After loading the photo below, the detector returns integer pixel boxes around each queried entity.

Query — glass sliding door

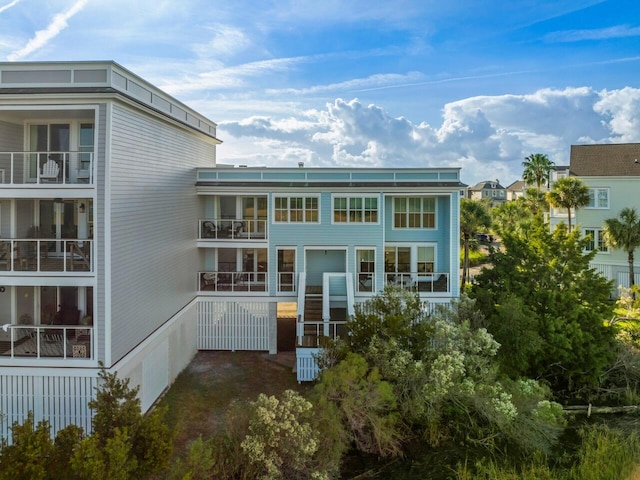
[28,124,70,182]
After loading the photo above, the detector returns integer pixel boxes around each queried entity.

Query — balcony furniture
[76,169,90,183]
[201,272,217,289]
[202,221,217,238]
[41,159,60,182]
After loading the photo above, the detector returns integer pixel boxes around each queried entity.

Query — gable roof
[506,179,525,191]
[570,143,640,176]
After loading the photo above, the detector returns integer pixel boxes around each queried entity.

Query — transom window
[584,229,609,253]
[333,196,378,223]
[586,188,609,209]
[274,196,319,223]
[393,197,436,228]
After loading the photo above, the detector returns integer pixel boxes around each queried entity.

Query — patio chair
[202,221,217,238]
[41,159,60,182]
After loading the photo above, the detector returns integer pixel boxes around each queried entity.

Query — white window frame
[586,188,609,209]
[276,247,296,293]
[355,247,376,293]
[272,195,320,223]
[384,243,437,273]
[392,197,437,229]
[584,228,609,253]
[332,194,379,224]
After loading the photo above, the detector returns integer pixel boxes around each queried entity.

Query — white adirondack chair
[40,159,60,182]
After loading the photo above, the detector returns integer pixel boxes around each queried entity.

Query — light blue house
[0,61,463,442]
[195,165,464,379]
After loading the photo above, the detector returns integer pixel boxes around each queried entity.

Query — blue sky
[1,0,639,185]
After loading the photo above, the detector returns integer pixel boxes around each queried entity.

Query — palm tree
[522,153,554,191]
[603,207,640,291]
[460,199,491,287]
[546,176,590,230]
[521,187,549,218]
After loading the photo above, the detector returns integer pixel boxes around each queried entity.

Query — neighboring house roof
[506,180,525,192]
[469,180,505,191]
[570,144,640,176]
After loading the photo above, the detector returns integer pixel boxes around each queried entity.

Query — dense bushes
[0,368,172,480]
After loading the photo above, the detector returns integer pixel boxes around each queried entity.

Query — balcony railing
[199,219,267,240]
[199,270,267,292]
[0,239,93,273]
[297,321,347,347]
[0,151,94,185]
[0,325,93,359]
[384,272,450,293]
[277,272,297,293]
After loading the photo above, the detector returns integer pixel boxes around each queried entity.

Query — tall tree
[460,199,491,287]
[471,219,615,392]
[546,176,590,230]
[522,187,549,218]
[522,153,554,191]
[603,207,640,291]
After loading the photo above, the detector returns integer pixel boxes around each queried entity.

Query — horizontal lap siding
[109,103,216,363]
[0,372,98,443]
[198,300,270,351]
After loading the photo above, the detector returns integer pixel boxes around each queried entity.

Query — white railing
[0,325,93,359]
[296,273,306,323]
[198,270,267,292]
[199,218,267,240]
[346,273,355,317]
[0,239,93,273]
[277,272,297,293]
[384,272,450,293]
[0,151,93,185]
[297,321,347,347]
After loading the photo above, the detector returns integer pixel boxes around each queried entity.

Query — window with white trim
[356,248,375,292]
[584,229,609,253]
[277,248,296,292]
[417,246,435,273]
[586,188,609,209]
[333,196,378,223]
[393,197,436,228]
[274,196,319,223]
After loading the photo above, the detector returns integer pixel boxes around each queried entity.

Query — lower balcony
[0,239,92,273]
[384,272,450,293]
[0,324,93,359]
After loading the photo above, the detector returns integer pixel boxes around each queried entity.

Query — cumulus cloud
[218,86,640,185]
[7,0,88,61]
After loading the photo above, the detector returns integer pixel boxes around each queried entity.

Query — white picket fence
[296,348,321,382]
[0,371,98,444]
[197,300,271,351]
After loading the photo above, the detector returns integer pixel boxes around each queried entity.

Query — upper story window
[274,196,319,223]
[333,196,378,223]
[393,197,436,229]
[586,188,609,209]
[584,228,609,253]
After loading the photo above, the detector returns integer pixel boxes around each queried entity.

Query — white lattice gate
[197,301,271,351]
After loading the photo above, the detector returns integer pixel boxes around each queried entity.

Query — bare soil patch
[158,350,309,456]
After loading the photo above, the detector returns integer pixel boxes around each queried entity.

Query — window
[417,246,434,273]
[584,229,609,253]
[333,196,378,223]
[586,188,609,209]
[277,248,296,292]
[385,246,411,273]
[356,249,375,292]
[393,197,435,228]
[274,196,319,223]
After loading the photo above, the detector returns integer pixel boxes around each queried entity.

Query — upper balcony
[198,218,267,242]
[0,151,93,186]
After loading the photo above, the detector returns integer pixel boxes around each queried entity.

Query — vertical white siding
[198,300,271,351]
[0,371,99,443]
